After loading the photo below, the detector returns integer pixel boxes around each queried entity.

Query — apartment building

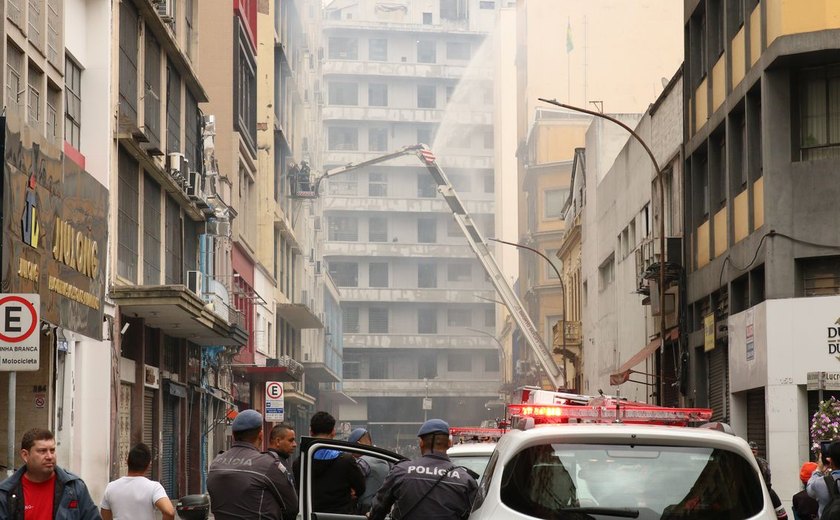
[682,0,840,503]
[321,0,501,448]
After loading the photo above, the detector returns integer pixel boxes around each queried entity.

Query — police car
[468,401,778,520]
[447,442,496,481]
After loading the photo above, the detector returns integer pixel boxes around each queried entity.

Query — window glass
[499,444,763,519]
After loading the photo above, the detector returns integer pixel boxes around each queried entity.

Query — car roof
[447,442,497,456]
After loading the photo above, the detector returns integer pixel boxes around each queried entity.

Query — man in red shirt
[0,428,100,519]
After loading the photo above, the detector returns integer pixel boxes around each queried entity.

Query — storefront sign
[828,316,840,354]
[807,371,840,391]
[704,314,715,352]
[746,309,755,361]
[1,115,108,339]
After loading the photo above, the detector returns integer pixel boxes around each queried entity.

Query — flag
[566,18,573,54]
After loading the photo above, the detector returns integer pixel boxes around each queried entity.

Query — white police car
[447,442,496,481]
[468,423,778,520]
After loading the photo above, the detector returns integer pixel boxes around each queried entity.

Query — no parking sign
[265,381,285,422]
[0,294,40,371]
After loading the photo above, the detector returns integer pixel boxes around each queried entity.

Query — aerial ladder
[291,144,565,390]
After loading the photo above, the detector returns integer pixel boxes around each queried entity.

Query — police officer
[207,409,298,520]
[368,419,477,520]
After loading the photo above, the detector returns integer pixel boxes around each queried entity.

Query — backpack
[822,475,840,520]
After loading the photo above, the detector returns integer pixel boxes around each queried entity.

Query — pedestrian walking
[808,440,840,518]
[347,428,390,514]
[792,461,818,520]
[292,411,364,514]
[750,441,788,519]
[0,428,101,519]
[268,423,297,478]
[100,443,174,520]
[368,419,478,520]
[207,409,298,520]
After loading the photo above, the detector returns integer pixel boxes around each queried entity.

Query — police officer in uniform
[368,419,477,520]
[207,409,298,520]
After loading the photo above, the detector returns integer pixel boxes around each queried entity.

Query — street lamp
[489,237,569,390]
[538,98,669,403]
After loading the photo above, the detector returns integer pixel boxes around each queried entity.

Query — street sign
[422,397,432,410]
[0,294,40,371]
[265,381,285,422]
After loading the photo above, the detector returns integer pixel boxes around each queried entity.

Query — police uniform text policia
[368,419,478,520]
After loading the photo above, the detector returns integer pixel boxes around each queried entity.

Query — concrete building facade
[682,0,840,505]
[322,0,501,449]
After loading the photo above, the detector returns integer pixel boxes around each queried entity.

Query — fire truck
[289,145,567,390]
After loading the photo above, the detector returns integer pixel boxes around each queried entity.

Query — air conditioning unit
[187,270,203,299]
[156,0,175,23]
[206,219,231,237]
[186,171,203,200]
[167,153,187,182]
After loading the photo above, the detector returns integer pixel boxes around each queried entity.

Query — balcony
[322,17,481,35]
[284,380,316,406]
[342,379,500,397]
[323,59,468,79]
[553,320,582,347]
[322,105,493,126]
[323,196,494,214]
[322,241,474,259]
[344,333,495,350]
[322,150,493,170]
[338,287,496,303]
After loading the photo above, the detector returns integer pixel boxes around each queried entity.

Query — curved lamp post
[538,98,668,402]
[489,237,569,390]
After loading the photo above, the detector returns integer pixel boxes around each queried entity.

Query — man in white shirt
[101,443,175,520]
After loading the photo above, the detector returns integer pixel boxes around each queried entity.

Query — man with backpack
[807,440,840,518]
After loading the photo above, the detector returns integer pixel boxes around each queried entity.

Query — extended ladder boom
[311,144,565,389]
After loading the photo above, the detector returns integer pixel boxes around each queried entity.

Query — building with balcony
[682,0,840,503]
[321,0,501,449]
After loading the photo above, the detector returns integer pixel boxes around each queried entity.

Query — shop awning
[609,328,679,386]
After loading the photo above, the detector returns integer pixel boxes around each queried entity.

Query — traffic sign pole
[7,371,15,477]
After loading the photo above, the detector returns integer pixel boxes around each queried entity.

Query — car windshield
[499,443,764,520]
[449,454,492,476]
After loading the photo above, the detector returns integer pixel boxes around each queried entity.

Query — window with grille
[418,354,437,378]
[446,42,470,60]
[234,20,257,153]
[28,0,44,51]
[485,351,499,371]
[343,361,361,379]
[417,128,433,147]
[369,38,387,61]
[343,307,360,333]
[418,218,437,243]
[418,263,437,288]
[440,0,467,20]
[417,41,436,63]
[799,256,840,296]
[144,36,161,148]
[27,67,41,126]
[143,176,162,284]
[46,86,59,140]
[166,63,181,154]
[328,127,358,150]
[184,0,195,60]
[119,1,139,124]
[447,219,461,238]
[418,309,437,334]
[370,357,388,379]
[369,217,387,242]
[329,82,358,105]
[545,250,561,279]
[799,65,840,160]
[447,264,471,282]
[369,307,389,333]
[328,216,358,241]
[544,189,568,219]
[329,262,358,287]
[369,263,389,288]
[368,84,388,106]
[64,56,82,150]
[118,149,140,281]
[417,85,436,108]
[164,196,182,284]
[185,92,199,168]
[447,352,471,372]
[369,129,388,152]
[329,37,358,60]
[6,44,23,108]
[417,173,437,198]
[447,309,471,327]
[485,309,495,327]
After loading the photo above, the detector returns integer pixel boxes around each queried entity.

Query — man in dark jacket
[0,428,101,520]
[207,409,298,520]
[268,422,297,476]
[292,411,364,514]
[369,419,478,520]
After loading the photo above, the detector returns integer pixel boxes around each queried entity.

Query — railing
[553,320,582,345]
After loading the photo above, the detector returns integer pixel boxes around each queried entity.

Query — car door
[298,436,407,520]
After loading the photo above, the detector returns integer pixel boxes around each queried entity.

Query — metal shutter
[708,346,730,423]
[143,390,155,479]
[162,394,178,497]
[662,344,679,407]
[746,388,767,458]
